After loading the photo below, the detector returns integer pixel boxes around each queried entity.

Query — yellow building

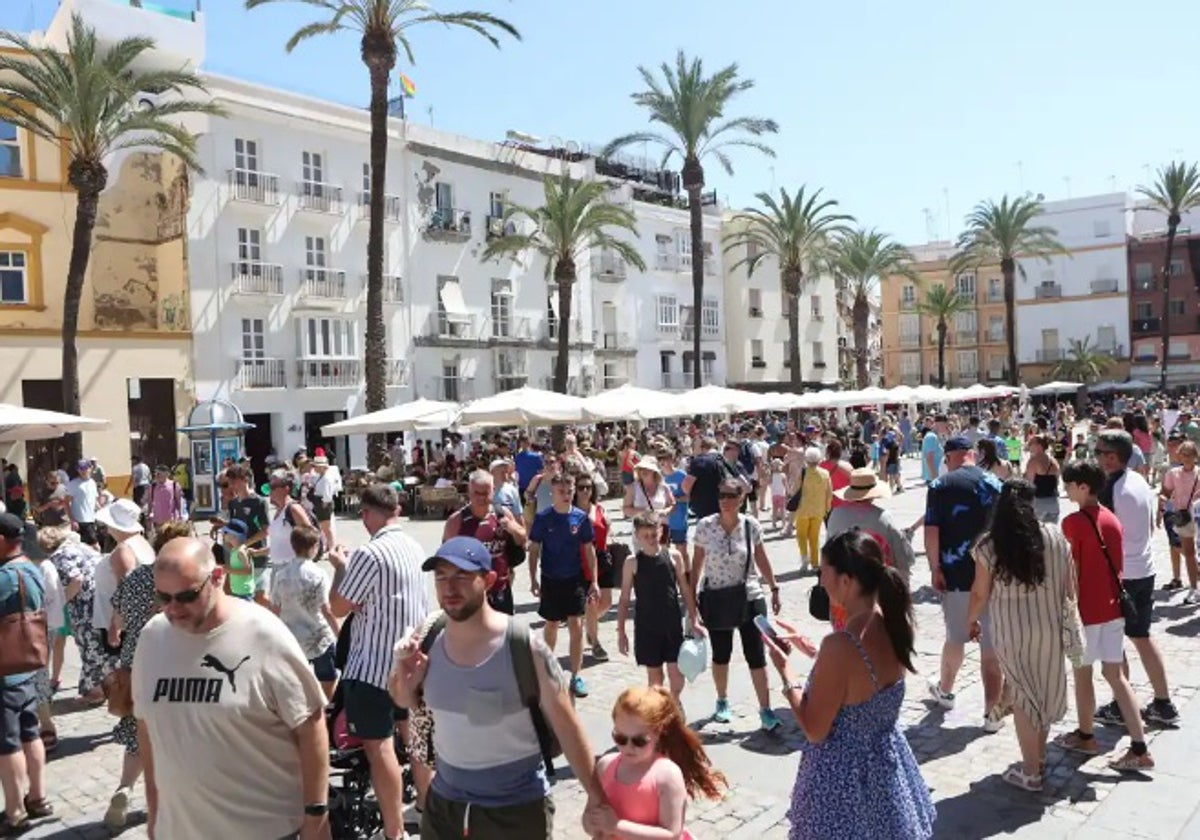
[880,242,1010,388]
[0,52,194,493]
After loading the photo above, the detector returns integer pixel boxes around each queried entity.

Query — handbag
[808,581,831,621]
[103,667,134,718]
[1164,471,1200,528]
[698,520,753,631]
[785,469,807,513]
[0,564,48,678]
[1084,507,1137,621]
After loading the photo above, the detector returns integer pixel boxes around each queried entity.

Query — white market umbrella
[912,384,951,403]
[1030,381,1083,396]
[458,387,587,427]
[1119,379,1155,391]
[0,404,111,442]
[583,385,681,422]
[670,385,772,416]
[319,398,460,436]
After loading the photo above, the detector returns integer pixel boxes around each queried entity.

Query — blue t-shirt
[492,483,521,518]
[514,450,543,496]
[530,506,593,580]
[0,560,44,686]
[923,465,1002,592]
[920,431,944,483]
[663,469,689,532]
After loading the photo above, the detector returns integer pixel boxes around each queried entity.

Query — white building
[1015,193,1130,376]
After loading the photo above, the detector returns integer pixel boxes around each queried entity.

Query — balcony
[811,312,825,322]
[542,318,586,346]
[955,373,979,386]
[385,359,411,387]
[356,192,401,222]
[235,358,286,389]
[955,330,977,344]
[358,274,404,305]
[230,261,283,296]
[228,169,280,205]
[494,353,529,389]
[656,253,681,272]
[297,182,344,214]
[602,376,629,390]
[928,332,953,345]
[657,322,680,337]
[592,252,627,282]
[1169,350,1192,361]
[899,334,920,348]
[296,359,361,388]
[417,312,482,346]
[682,324,721,342]
[1034,283,1063,300]
[899,374,922,386]
[489,316,534,345]
[595,331,636,354]
[426,207,471,241]
[299,269,347,303]
[1134,351,1158,363]
[1035,348,1065,363]
[1091,278,1119,294]
[900,298,918,311]
[1133,318,1162,334]
[1095,343,1125,358]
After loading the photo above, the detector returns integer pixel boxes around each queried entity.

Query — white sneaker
[104,787,131,831]
[927,680,955,710]
[1184,589,1200,606]
[983,707,1007,733]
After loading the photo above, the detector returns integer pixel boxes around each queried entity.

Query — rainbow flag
[399,73,417,98]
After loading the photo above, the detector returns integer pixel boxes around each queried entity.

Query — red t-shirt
[581,504,608,580]
[1061,505,1124,626]
[821,459,851,509]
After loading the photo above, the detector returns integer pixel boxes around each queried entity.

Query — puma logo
[200,654,251,692]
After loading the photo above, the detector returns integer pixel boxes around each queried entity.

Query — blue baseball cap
[944,436,972,453]
[221,519,249,541]
[423,536,493,573]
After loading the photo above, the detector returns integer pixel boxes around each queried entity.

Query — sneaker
[1108,748,1155,772]
[1057,729,1100,755]
[927,681,956,710]
[1095,700,1125,727]
[982,707,1006,734]
[104,788,130,831]
[1162,578,1184,592]
[713,698,732,724]
[570,675,588,698]
[759,708,782,732]
[590,640,610,662]
[1184,589,1200,606]
[1143,699,1181,726]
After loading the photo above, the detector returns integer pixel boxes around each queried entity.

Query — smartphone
[754,614,790,652]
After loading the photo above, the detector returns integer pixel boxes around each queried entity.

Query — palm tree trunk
[785,270,802,387]
[362,35,395,470]
[61,175,104,466]
[1002,259,1018,386]
[683,156,704,389]
[937,322,947,387]
[553,262,573,393]
[1160,219,1179,391]
[852,292,870,388]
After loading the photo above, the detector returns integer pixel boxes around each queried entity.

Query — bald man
[133,538,331,840]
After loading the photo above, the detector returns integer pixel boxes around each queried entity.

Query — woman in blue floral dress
[764,529,935,840]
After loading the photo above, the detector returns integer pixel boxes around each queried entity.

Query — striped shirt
[339,524,428,690]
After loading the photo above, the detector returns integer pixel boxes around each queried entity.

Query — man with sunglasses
[132,537,330,840]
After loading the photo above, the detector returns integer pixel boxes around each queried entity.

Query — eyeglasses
[154,577,210,606]
[576,485,593,492]
[611,731,651,748]
[718,491,741,500]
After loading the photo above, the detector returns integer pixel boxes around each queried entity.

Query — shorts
[312,498,334,523]
[1123,575,1155,639]
[310,643,337,682]
[669,527,688,546]
[621,472,635,487]
[537,577,586,622]
[0,679,39,756]
[1165,515,1182,549]
[1082,618,1126,666]
[708,597,768,669]
[342,679,401,740]
[771,496,787,517]
[633,623,684,668]
[423,790,553,840]
[488,584,515,615]
[940,591,993,651]
[886,461,900,476]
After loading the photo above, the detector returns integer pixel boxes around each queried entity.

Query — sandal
[0,816,29,836]
[1001,764,1043,792]
[21,797,51,820]
[1058,729,1099,755]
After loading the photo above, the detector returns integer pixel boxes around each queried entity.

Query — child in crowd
[769,458,788,531]
[587,686,726,839]
[617,512,704,706]
[271,524,340,699]
[221,520,257,601]
[1073,433,1090,461]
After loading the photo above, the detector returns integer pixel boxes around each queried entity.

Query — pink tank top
[601,756,694,839]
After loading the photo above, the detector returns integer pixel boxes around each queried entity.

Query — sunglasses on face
[719,491,741,500]
[154,577,210,606]
[612,731,651,748]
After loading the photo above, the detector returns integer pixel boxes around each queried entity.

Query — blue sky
[4,0,1198,243]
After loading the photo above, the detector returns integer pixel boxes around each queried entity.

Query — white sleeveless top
[268,503,296,567]
[93,536,154,631]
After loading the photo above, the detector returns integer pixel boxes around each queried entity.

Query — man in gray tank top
[389,537,607,839]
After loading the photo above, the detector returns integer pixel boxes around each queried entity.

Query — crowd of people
[0,388,1193,838]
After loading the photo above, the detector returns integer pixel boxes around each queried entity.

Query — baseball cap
[0,512,24,541]
[944,436,972,453]
[422,536,493,573]
[76,459,91,472]
[222,519,250,541]
[489,458,512,471]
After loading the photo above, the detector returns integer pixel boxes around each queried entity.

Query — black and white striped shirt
[339,524,429,690]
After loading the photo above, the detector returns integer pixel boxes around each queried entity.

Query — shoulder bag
[1164,471,1200,528]
[698,520,753,630]
[786,468,807,513]
[0,564,48,677]
[1083,509,1136,621]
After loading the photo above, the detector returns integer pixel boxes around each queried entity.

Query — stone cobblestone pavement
[24,459,1200,839]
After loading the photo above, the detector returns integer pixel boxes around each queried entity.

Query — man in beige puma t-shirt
[133,538,331,840]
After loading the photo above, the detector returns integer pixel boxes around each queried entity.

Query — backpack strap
[418,613,449,656]
[507,621,557,779]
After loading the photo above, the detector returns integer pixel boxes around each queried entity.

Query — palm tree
[481,173,646,394]
[951,195,1067,386]
[918,285,973,387]
[831,228,916,388]
[1136,161,1200,390]
[247,0,520,466]
[723,188,852,386]
[604,52,777,388]
[0,14,222,464]
[1051,337,1113,385]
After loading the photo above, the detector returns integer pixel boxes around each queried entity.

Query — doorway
[304,410,348,471]
[20,379,66,484]
[127,379,177,471]
[242,413,274,488]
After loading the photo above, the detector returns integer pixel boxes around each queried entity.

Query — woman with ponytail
[763,530,934,840]
[584,686,725,838]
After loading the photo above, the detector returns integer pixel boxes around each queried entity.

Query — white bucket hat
[95,498,144,534]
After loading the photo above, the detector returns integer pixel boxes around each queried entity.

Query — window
[954,310,976,335]
[490,279,513,337]
[489,191,505,219]
[702,298,720,335]
[236,228,261,265]
[782,340,792,366]
[810,295,822,319]
[435,182,453,210]
[1170,340,1189,358]
[234,138,259,172]
[304,236,327,272]
[660,351,672,374]
[302,151,324,185]
[300,317,356,358]
[241,318,265,361]
[1171,259,1185,277]
[899,313,920,339]
[811,342,825,365]
[361,162,370,194]
[1041,329,1059,350]
[682,352,694,376]
[1170,299,1186,317]
[442,360,460,402]
[748,288,762,317]
[1135,301,1153,319]
[987,314,1004,342]
[900,354,920,376]
[987,277,1002,300]
[954,273,976,298]
[701,354,715,377]
[0,251,28,303]
[1136,342,1156,360]
[751,339,765,364]
[956,350,978,375]
[1096,325,1116,350]
[900,285,916,307]
[1093,219,1112,238]
[1135,262,1154,284]
[0,120,21,178]
[675,229,691,257]
[656,295,678,327]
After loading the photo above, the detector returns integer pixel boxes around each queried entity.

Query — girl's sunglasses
[612,731,650,748]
